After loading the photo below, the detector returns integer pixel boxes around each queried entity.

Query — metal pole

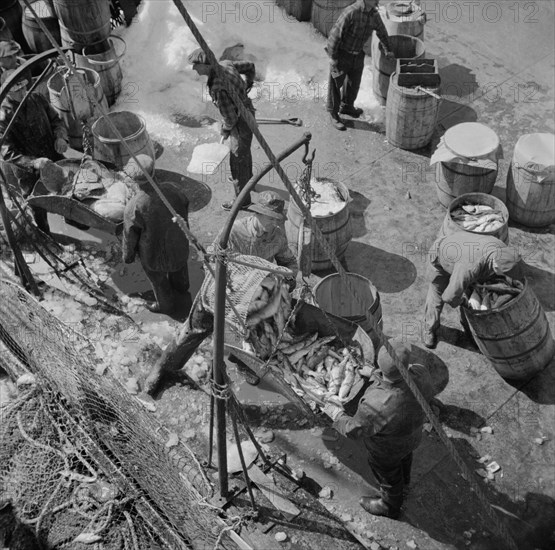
[211,132,312,498]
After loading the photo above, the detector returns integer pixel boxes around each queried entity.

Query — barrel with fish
[286,177,352,272]
[439,192,509,244]
[462,276,555,380]
[202,255,375,414]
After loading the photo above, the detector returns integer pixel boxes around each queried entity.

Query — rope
[209,379,231,402]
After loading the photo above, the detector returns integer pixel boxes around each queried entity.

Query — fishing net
[0,280,237,550]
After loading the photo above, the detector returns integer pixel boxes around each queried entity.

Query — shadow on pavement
[344,241,417,293]
[519,263,555,312]
[154,169,212,212]
[348,190,371,238]
[507,357,555,405]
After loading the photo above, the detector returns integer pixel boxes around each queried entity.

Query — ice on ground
[117,1,384,148]
[187,142,230,175]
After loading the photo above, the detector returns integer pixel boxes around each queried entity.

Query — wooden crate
[397,58,440,87]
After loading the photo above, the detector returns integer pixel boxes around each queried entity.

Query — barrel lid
[387,2,415,16]
[513,133,555,170]
[444,122,500,159]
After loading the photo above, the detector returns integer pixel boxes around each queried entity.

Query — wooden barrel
[277,0,312,22]
[77,36,125,107]
[53,0,111,51]
[383,2,425,40]
[21,0,61,54]
[385,71,440,150]
[0,0,27,50]
[439,192,509,244]
[47,67,107,151]
[311,0,355,37]
[506,133,555,228]
[91,111,155,170]
[313,273,383,353]
[371,34,425,105]
[285,180,352,272]
[462,279,555,380]
[435,161,498,208]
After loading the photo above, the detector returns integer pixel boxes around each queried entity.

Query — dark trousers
[143,265,190,312]
[368,452,413,510]
[423,258,450,334]
[327,51,365,116]
[229,116,253,205]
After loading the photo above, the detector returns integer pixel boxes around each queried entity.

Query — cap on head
[248,191,285,221]
[491,246,521,274]
[123,154,155,183]
[188,48,209,65]
[0,40,21,58]
[0,69,28,94]
[377,338,411,383]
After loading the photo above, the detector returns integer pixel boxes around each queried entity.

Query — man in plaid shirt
[189,48,256,210]
[326,0,393,131]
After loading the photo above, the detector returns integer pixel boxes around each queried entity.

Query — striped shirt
[207,60,255,131]
[327,0,391,59]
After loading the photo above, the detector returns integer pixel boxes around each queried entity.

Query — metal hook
[302,143,316,165]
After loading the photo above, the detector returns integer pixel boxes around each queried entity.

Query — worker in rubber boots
[323,338,434,519]
[422,232,521,349]
[122,155,190,314]
[0,69,68,234]
[221,191,298,286]
[326,0,394,131]
[188,48,255,211]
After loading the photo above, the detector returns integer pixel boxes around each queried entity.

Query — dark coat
[122,181,190,272]
[334,365,434,461]
[0,94,68,170]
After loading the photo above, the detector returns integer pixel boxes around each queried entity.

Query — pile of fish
[295,178,347,217]
[467,275,523,311]
[451,203,505,233]
[244,276,369,408]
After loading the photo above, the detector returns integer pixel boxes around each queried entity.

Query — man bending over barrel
[422,231,521,349]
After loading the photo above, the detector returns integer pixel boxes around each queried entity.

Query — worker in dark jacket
[122,155,190,314]
[188,48,255,210]
[0,69,68,233]
[326,0,393,131]
[423,232,521,349]
[323,338,434,518]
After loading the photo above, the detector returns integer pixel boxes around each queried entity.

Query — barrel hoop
[442,163,497,177]
[82,35,126,64]
[480,323,552,362]
[313,217,350,236]
[470,302,543,342]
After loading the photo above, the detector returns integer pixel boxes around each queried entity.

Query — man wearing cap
[224,191,298,279]
[188,48,256,210]
[326,0,394,131]
[122,155,191,314]
[0,67,68,233]
[0,40,21,74]
[422,232,521,349]
[323,338,434,519]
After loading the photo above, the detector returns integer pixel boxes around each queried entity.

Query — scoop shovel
[256,117,303,126]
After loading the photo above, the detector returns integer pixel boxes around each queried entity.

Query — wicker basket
[199,254,293,333]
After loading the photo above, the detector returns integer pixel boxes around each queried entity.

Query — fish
[338,360,356,400]
[328,357,349,395]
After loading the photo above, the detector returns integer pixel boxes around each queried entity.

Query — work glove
[54,138,68,154]
[32,157,51,170]
[322,402,344,422]
[220,127,231,140]
[384,49,395,60]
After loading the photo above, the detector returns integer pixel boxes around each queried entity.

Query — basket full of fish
[241,274,375,411]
